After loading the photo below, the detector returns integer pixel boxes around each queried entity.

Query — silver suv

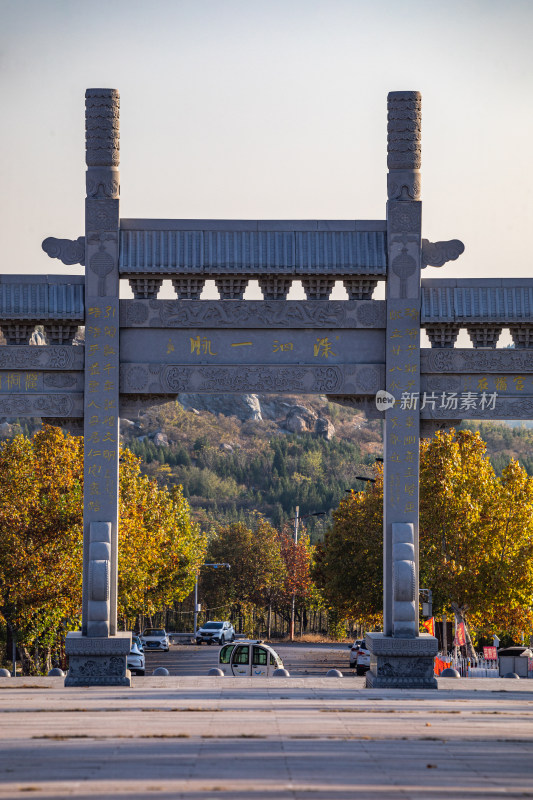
[196,620,235,645]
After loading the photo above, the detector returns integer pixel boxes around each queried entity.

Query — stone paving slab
[1,678,533,799]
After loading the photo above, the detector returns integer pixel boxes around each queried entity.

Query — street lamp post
[193,562,230,639]
[290,505,300,642]
[289,508,326,641]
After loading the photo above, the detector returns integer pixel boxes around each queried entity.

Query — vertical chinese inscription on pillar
[83,89,120,636]
[383,90,422,637]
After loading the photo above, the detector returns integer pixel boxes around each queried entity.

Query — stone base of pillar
[64,631,132,687]
[365,632,438,689]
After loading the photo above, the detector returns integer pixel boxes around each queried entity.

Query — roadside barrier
[435,653,499,678]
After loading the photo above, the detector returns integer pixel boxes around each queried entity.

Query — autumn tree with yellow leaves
[419,429,533,642]
[200,517,319,638]
[317,429,533,643]
[0,426,206,673]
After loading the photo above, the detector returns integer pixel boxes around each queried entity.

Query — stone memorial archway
[2,88,526,687]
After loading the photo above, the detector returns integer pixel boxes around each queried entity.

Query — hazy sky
[1,0,532,292]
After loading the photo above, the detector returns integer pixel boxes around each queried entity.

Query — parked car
[356,644,371,676]
[141,628,170,651]
[131,634,144,652]
[217,640,284,676]
[196,621,235,645]
[127,642,145,675]
[349,639,365,669]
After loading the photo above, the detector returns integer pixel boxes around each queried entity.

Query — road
[2,677,533,799]
[144,640,356,677]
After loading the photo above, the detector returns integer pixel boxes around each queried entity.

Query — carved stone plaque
[120,299,387,329]
[119,363,385,396]
[0,346,84,371]
[119,328,385,367]
[0,393,83,417]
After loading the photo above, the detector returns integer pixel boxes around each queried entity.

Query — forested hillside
[3,398,533,538]
[119,397,533,536]
[122,396,382,537]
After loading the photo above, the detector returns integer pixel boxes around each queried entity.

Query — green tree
[314,473,383,628]
[201,518,286,636]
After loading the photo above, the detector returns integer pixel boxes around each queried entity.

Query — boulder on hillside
[285,414,310,434]
[0,422,13,438]
[153,431,169,447]
[120,418,136,429]
[284,404,317,434]
[178,393,262,421]
[254,396,293,421]
[315,417,335,440]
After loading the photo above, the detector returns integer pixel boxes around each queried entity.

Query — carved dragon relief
[421,239,465,268]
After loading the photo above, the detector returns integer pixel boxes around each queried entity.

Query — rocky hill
[117,393,381,536]
[2,388,533,537]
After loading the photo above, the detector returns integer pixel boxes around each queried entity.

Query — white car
[196,621,235,645]
[349,639,365,669]
[127,642,145,676]
[141,628,170,652]
[217,640,284,677]
[356,644,371,676]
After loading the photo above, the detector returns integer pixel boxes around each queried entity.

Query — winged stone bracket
[421,239,464,269]
[392,522,417,638]
[42,236,85,266]
[87,521,111,637]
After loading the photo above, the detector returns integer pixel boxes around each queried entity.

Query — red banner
[483,646,497,660]
[455,622,466,647]
[422,617,435,636]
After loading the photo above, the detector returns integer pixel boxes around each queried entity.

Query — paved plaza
[0,677,532,799]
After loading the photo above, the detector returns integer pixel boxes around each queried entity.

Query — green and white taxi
[218,640,284,677]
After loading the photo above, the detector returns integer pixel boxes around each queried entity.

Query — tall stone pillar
[366,91,437,688]
[65,89,130,686]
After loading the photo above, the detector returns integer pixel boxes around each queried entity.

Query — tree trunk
[267,602,272,639]
[18,644,35,676]
[5,624,13,666]
[35,639,40,675]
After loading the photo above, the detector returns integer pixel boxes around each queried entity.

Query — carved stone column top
[387,90,421,172]
[85,88,120,167]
